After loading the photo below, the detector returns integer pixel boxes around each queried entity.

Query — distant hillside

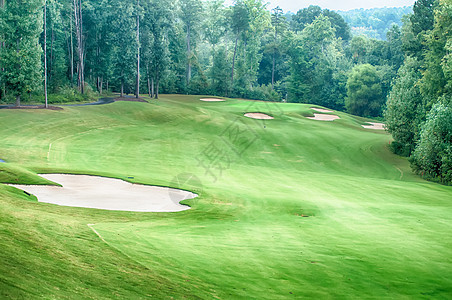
[338,6,413,40]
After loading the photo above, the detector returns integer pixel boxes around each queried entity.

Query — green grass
[0,94,451,299]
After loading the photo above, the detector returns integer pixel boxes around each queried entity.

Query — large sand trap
[9,174,196,212]
[362,122,385,130]
[200,98,225,102]
[307,113,340,121]
[244,113,274,120]
[311,107,333,113]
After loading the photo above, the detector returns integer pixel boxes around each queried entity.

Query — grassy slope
[0,95,451,299]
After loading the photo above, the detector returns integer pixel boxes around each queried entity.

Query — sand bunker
[9,174,196,212]
[244,113,274,120]
[311,107,333,113]
[307,113,340,121]
[362,122,385,130]
[200,98,225,102]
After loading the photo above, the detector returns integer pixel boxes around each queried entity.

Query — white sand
[307,113,340,121]
[9,174,196,212]
[200,98,225,102]
[362,122,385,130]
[244,113,274,120]
[311,107,333,113]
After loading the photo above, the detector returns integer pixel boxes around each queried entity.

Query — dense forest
[0,0,450,184]
[338,6,413,40]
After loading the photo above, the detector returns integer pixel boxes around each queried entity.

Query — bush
[231,84,281,102]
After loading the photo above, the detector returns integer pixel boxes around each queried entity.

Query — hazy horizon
[223,0,416,12]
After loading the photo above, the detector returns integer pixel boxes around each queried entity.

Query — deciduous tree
[345,64,383,117]
[0,0,43,106]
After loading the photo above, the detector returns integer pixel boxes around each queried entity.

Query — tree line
[1,0,403,108]
[0,0,450,184]
[385,0,451,185]
[337,6,413,40]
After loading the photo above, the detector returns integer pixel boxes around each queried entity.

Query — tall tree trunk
[271,49,275,89]
[74,0,84,93]
[151,77,154,98]
[121,80,124,98]
[50,26,54,83]
[100,77,103,95]
[155,78,159,99]
[147,76,151,97]
[15,38,20,106]
[154,72,159,99]
[186,24,191,85]
[0,0,5,100]
[70,14,74,86]
[272,23,278,90]
[136,0,140,98]
[79,0,84,92]
[44,0,48,108]
[231,35,238,86]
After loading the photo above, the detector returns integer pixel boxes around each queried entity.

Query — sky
[223,0,416,12]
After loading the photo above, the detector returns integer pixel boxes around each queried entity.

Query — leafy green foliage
[0,0,43,105]
[210,46,230,95]
[345,64,383,117]
[420,0,452,105]
[290,5,351,41]
[384,0,452,184]
[411,98,452,184]
[385,57,425,156]
[338,6,413,40]
[286,15,347,109]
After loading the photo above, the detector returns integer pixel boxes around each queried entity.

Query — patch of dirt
[200,98,225,102]
[311,107,333,113]
[244,112,274,120]
[306,113,340,121]
[362,122,385,130]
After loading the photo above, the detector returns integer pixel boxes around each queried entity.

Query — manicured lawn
[1,95,451,298]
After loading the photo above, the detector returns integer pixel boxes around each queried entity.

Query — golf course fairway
[0,95,451,299]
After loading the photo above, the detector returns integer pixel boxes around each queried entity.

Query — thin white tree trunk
[136,0,140,98]
[231,36,238,86]
[44,0,48,108]
[187,24,191,85]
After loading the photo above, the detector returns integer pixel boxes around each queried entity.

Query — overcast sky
[223,0,416,12]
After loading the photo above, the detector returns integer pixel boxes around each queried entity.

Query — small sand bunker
[362,122,385,130]
[9,174,196,212]
[244,113,274,120]
[200,98,225,102]
[311,107,333,113]
[307,113,340,121]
